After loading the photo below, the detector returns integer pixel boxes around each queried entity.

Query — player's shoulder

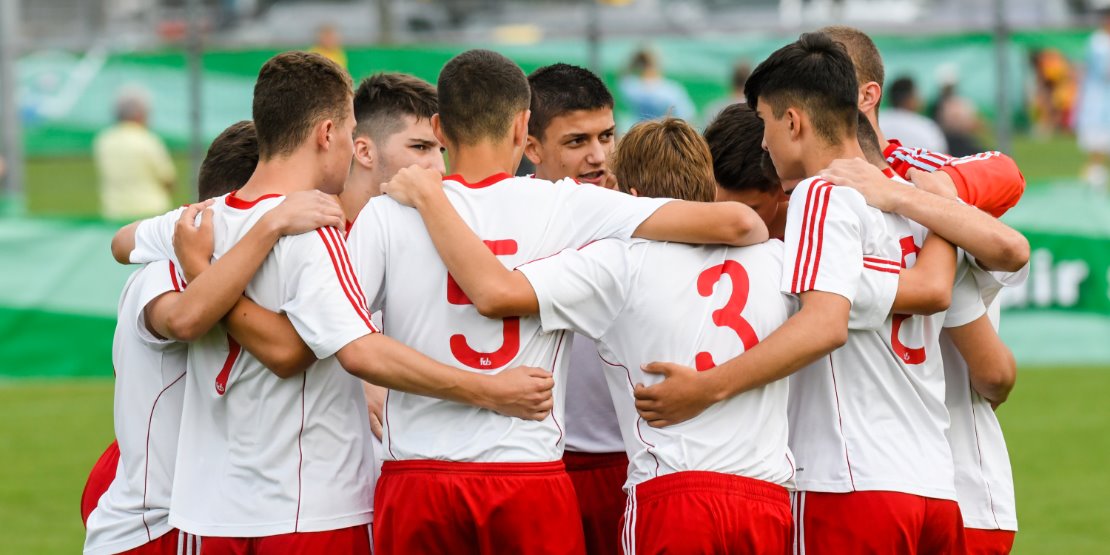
[792,176,865,206]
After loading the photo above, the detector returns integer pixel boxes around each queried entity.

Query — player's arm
[890,232,956,315]
[337,333,554,421]
[946,314,1017,408]
[363,382,387,440]
[222,298,317,378]
[821,158,1029,272]
[111,220,142,264]
[111,202,208,265]
[630,197,769,247]
[635,290,848,427]
[937,152,1025,218]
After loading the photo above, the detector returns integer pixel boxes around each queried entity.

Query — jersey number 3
[892,236,926,364]
[447,239,520,370]
[694,260,759,371]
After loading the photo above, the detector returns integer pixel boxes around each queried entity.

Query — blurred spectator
[93,87,176,220]
[1076,9,1110,192]
[619,48,695,123]
[1028,48,1077,137]
[879,75,948,154]
[938,96,986,157]
[702,61,751,126]
[310,24,348,71]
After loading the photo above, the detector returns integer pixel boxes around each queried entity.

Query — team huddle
[79,25,1031,555]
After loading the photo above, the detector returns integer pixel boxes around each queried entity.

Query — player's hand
[264,190,345,236]
[819,158,899,211]
[362,382,387,440]
[484,366,555,421]
[173,200,216,282]
[634,362,715,427]
[907,167,959,199]
[381,165,444,209]
[601,170,620,191]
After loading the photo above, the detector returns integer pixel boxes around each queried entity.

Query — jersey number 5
[447,239,521,370]
[694,260,759,371]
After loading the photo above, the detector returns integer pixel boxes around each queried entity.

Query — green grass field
[1,368,1107,554]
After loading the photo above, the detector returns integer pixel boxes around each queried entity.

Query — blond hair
[612,118,716,203]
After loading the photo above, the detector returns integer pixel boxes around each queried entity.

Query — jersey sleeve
[939,152,1025,218]
[344,199,389,312]
[558,179,671,243]
[133,261,187,350]
[944,265,988,329]
[849,262,900,331]
[130,207,185,264]
[279,226,377,359]
[516,239,632,340]
[781,178,868,303]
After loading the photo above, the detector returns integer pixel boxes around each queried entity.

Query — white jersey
[563,336,625,454]
[518,238,798,489]
[942,261,1028,530]
[84,262,187,555]
[129,192,378,537]
[346,173,669,463]
[785,177,986,501]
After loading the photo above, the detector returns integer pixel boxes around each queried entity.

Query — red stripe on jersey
[863,257,900,267]
[225,190,283,210]
[863,264,901,275]
[791,181,822,293]
[882,167,897,178]
[214,336,242,396]
[316,228,376,332]
[444,172,512,189]
[168,261,183,292]
[807,184,834,291]
[325,226,375,328]
[142,371,186,541]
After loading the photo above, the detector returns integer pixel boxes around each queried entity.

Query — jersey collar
[443,172,513,189]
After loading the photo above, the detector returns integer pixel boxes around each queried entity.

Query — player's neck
[802,139,867,177]
[339,167,378,222]
[867,110,891,151]
[239,158,320,199]
[446,141,519,183]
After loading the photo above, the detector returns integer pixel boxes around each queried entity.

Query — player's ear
[513,110,531,149]
[524,135,543,166]
[430,114,450,150]
[784,108,802,141]
[353,136,374,170]
[629,187,639,197]
[317,119,334,150]
[859,81,882,116]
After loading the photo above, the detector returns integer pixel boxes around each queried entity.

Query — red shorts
[621,471,792,555]
[81,440,120,526]
[118,529,199,555]
[793,490,965,554]
[564,451,628,555]
[374,459,585,555]
[198,524,371,555]
[964,528,1015,555]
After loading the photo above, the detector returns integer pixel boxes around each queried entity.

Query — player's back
[348,173,667,463]
[601,239,797,489]
[85,262,186,555]
[169,192,375,536]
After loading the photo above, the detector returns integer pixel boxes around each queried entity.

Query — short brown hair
[704,104,778,194]
[354,73,438,142]
[820,26,885,89]
[527,63,614,139]
[612,118,716,203]
[252,51,353,161]
[437,49,530,146]
[199,120,258,200]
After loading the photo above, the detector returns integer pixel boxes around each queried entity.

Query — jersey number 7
[446,239,521,370]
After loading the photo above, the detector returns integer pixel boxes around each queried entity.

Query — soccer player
[83,120,345,555]
[524,63,627,555]
[113,51,555,553]
[339,72,444,231]
[383,118,805,553]
[822,27,1029,551]
[345,49,768,554]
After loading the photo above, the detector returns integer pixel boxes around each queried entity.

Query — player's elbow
[264,348,315,379]
[920,282,952,314]
[338,335,390,386]
[163,311,207,342]
[994,233,1030,273]
[723,206,769,247]
[471,283,525,319]
[111,234,132,264]
[977,349,1017,405]
[822,325,849,352]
